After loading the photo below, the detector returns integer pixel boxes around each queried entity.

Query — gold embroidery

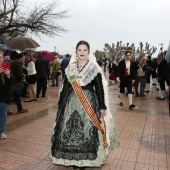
[71,81,108,148]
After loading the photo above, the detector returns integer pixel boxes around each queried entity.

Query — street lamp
[54,46,56,52]
[158,43,164,53]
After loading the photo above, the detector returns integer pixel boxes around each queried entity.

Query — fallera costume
[49,53,119,168]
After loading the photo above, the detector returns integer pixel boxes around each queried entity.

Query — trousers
[0,102,8,134]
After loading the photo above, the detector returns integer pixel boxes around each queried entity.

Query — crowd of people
[107,51,170,110]
[0,41,170,170]
[0,50,71,140]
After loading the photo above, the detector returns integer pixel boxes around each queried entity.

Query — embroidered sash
[71,81,108,148]
[68,63,108,148]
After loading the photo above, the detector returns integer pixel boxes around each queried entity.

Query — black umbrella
[0,44,12,51]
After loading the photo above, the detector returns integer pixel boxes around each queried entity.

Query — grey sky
[31,0,170,56]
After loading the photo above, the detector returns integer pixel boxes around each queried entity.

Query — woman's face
[26,55,31,62]
[76,44,89,62]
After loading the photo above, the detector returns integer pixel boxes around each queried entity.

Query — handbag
[137,66,145,77]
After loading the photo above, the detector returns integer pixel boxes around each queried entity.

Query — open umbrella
[0,44,12,51]
[34,51,56,62]
[6,37,40,50]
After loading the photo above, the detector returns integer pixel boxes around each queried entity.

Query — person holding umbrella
[10,53,28,113]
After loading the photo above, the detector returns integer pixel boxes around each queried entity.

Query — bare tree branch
[0,0,69,43]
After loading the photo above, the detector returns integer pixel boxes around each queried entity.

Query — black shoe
[119,102,123,106]
[156,96,160,99]
[7,111,13,116]
[144,90,149,92]
[24,100,32,102]
[31,99,37,101]
[129,104,135,110]
[18,109,28,114]
[157,97,165,100]
[22,95,28,98]
[36,95,39,98]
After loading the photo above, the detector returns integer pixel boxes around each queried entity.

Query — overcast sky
[30,0,170,57]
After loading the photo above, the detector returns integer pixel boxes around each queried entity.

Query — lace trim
[65,62,101,86]
[82,63,99,85]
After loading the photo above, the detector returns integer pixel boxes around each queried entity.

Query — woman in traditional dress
[49,40,119,170]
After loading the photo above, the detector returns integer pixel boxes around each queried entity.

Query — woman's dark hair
[147,55,151,59]
[76,40,90,51]
[17,53,24,59]
[37,52,43,57]
[10,51,18,60]
[125,51,131,56]
[65,54,70,58]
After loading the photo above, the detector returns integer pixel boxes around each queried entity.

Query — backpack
[137,65,145,77]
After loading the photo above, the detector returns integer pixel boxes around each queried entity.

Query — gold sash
[71,81,108,148]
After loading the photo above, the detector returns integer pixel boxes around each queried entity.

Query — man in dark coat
[157,53,167,100]
[165,62,170,85]
[145,55,154,92]
[10,53,28,113]
[35,52,49,98]
[61,54,70,79]
[117,51,136,110]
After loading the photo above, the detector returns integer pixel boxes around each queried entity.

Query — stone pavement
[0,75,170,170]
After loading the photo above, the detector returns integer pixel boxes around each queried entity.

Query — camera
[1,62,10,70]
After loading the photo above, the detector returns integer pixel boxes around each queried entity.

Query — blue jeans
[0,102,8,134]
[140,78,147,97]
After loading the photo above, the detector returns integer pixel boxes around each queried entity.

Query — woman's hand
[3,69,10,78]
[0,67,4,74]
[22,65,26,69]
[100,109,106,117]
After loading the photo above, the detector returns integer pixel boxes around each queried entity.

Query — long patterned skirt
[49,89,119,167]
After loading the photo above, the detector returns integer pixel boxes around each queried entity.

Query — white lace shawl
[65,62,100,86]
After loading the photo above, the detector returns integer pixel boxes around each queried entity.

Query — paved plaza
[0,75,170,170]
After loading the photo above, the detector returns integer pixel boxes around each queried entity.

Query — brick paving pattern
[0,76,169,170]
